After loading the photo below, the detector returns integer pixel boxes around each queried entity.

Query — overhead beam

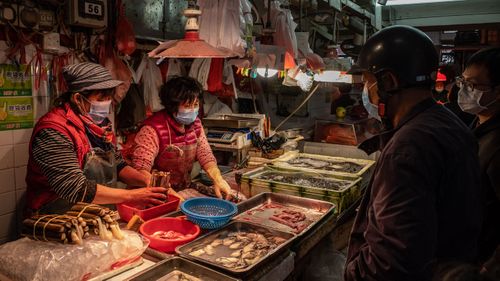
[382,0,500,27]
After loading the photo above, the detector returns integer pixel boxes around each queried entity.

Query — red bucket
[140,217,200,253]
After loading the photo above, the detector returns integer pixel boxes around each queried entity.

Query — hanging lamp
[149,4,235,59]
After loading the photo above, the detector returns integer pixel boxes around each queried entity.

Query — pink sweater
[132,125,216,172]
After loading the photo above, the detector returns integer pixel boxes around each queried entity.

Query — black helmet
[350,25,438,89]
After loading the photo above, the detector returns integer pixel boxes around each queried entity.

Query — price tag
[84,2,103,16]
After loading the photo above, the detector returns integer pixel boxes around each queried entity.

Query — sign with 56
[84,2,103,16]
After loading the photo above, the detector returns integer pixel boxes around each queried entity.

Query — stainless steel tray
[126,257,239,281]
[233,193,335,236]
[202,115,260,129]
[176,221,295,275]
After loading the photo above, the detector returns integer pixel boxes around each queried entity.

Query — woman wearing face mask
[457,47,500,263]
[25,62,167,216]
[131,76,231,199]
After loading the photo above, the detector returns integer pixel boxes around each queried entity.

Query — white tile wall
[0,118,43,243]
[12,128,33,144]
[0,131,13,146]
[0,168,15,194]
[0,191,16,215]
[0,145,15,170]
[14,143,30,167]
[0,212,16,239]
[15,166,27,190]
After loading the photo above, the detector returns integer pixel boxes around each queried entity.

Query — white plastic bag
[136,56,163,112]
[0,230,148,281]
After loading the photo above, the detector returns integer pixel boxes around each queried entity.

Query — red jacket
[26,104,91,212]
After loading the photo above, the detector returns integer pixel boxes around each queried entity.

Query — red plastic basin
[117,195,180,222]
[140,217,200,253]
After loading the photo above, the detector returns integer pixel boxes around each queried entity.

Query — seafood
[210,239,222,247]
[186,229,288,270]
[152,230,189,240]
[229,242,243,249]
[287,157,364,173]
[204,245,215,255]
[257,172,352,191]
[222,237,236,246]
[189,249,205,257]
[161,270,200,281]
[230,250,242,257]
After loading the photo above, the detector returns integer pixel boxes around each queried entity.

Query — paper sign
[0,64,32,96]
[0,96,34,130]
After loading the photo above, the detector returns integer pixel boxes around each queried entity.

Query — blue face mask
[362,84,381,122]
[81,96,111,125]
[175,107,199,125]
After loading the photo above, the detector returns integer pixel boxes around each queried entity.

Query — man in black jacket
[344,26,482,281]
[456,47,500,263]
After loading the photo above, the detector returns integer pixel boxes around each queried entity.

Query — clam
[210,239,222,247]
[223,237,236,246]
[189,249,205,257]
[204,245,215,255]
[230,250,242,257]
[229,242,243,249]
[243,242,256,253]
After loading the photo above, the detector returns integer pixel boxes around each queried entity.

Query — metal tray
[233,193,335,236]
[271,152,375,179]
[176,221,295,276]
[202,115,260,129]
[125,257,239,281]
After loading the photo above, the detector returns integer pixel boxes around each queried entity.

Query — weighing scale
[203,114,265,163]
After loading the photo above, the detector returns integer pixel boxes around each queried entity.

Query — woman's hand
[213,179,232,200]
[126,187,168,206]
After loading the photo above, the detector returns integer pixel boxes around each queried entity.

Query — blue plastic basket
[180,198,238,229]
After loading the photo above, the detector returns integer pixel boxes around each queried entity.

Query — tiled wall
[0,129,32,243]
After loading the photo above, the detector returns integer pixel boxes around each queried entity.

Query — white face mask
[362,83,381,121]
[457,88,496,115]
[88,100,112,124]
[81,95,112,124]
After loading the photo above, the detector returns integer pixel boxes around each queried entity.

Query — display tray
[202,115,260,129]
[240,167,362,213]
[271,152,375,179]
[242,166,361,194]
[234,193,335,236]
[126,257,239,281]
[176,221,294,275]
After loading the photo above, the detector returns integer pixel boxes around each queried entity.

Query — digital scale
[203,114,266,163]
[206,128,251,145]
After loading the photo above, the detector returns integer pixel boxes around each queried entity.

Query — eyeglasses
[455,76,495,92]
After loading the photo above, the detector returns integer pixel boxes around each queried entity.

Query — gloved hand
[205,163,231,200]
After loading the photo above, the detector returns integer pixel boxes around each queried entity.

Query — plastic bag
[0,230,148,281]
[117,83,146,131]
[115,0,136,55]
[136,56,163,112]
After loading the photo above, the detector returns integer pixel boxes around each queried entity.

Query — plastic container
[117,194,180,222]
[140,217,200,253]
[180,198,237,229]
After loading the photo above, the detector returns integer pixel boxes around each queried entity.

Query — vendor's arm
[131,125,159,174]
[345,145,438,281]
[197,128,231,199]
[32,129,166,206]
[114,146,150,186]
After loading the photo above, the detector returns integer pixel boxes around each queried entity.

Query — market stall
[1,0,499,280]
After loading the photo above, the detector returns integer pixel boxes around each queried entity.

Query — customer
[345,25,482,281]
[25,62,167,216]
[131,76,231,199]
[457,47,500,262]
